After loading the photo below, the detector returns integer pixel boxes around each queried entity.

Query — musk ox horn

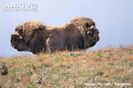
[89,25,96,30]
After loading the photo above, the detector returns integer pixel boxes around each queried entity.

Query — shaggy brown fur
[70,17,100,48]
[11,21,84,54]
[11,21,47,53]
[46,24,84,52]
[11,17,100,54]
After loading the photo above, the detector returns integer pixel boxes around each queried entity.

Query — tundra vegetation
[0,46,133,88]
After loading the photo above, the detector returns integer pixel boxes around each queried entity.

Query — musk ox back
[46,24,84,52]
[11,17,100,54]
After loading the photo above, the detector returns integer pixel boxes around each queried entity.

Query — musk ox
[70,17,99,48]
[11,21,84,54]
[11,17,100,54]
[11,21,47,53]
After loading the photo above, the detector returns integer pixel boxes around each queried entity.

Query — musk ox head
[70,17,100,48]
[11,21,46,53]
[11,31,29,51]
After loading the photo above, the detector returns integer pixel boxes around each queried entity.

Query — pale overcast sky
[0,0,133,57]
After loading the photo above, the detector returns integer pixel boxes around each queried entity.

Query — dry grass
[0,46,133,88]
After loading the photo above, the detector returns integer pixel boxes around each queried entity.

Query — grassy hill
[0,46,133,88]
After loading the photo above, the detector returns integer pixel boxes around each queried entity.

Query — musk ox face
[70,17,100,48]
[11,32,29,51]
[84,25,99,48]
[11,21,46,53]
[11,24,31,52]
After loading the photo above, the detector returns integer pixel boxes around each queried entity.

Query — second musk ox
[70,17,99,48]
[11,17,100,54]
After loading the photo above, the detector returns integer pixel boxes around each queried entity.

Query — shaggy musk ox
[70,17,99,48]
[11,17,100,54]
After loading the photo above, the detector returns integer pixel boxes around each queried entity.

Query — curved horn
[90,25,96,29]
